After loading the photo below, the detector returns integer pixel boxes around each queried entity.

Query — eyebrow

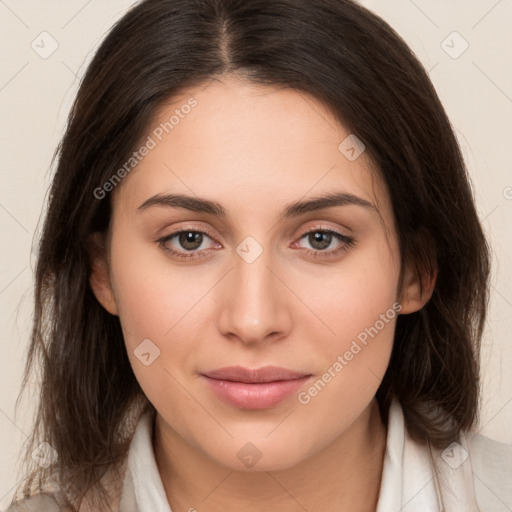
[137,191,375,218]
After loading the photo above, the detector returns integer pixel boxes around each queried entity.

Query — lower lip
[202,375,312,409]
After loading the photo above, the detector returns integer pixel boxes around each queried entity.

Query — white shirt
[119,399,512,511]
[7,399,512,511]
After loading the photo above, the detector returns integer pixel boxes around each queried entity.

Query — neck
[154,399,387,512]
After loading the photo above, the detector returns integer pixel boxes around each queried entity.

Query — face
[91,74,424,472]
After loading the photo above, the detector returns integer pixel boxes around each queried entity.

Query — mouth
[201,366,313,409]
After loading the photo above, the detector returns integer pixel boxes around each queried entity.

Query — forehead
[112,75,391,222]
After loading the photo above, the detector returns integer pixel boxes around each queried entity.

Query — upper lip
[202,366,311,383]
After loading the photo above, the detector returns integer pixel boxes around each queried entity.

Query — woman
[8,0,512,510]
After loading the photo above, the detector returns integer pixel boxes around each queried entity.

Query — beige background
[0,0,511,508]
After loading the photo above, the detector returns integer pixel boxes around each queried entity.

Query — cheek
[107,227,224,408]
[295,234,400,408]
[109,229,204,342]
[308,233,400,349]
[107,232,190,385]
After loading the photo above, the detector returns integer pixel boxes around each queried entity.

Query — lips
[201,366,312,409]
[203,365,310,383]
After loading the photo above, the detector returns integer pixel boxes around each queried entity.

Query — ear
[398,259,437,315]
[87,232,118,316]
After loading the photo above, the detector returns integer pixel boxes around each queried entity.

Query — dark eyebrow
[137,191,375,218]
[138,194,226,216]
[280,192,375,219]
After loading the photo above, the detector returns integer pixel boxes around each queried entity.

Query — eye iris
[179,231,202,250]
[309,231,332,250]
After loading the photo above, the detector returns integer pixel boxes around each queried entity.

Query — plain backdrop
[0,0,511,508]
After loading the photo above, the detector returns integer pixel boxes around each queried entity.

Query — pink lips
[201,366,312,409]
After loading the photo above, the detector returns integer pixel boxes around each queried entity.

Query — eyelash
[156,227,355,260]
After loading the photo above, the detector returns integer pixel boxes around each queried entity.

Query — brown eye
[295,228,356,259]
[157,229,219,260]
[178,231,204,251]
[308,231,333,250]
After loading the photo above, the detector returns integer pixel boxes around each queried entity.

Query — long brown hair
[12,0,490,509]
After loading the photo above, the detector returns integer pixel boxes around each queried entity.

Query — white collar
[119,399,480,511]
[376,399,479,511]
[119,409,171,511]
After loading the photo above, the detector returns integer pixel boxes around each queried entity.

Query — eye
[157,226,355,261]
[157,229,220,259]
[294,228,355,258]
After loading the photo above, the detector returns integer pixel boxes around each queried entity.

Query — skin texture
[89,74,433,511]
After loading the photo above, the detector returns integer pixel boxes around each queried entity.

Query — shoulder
[4,493,61,512]
[465,430,512,509]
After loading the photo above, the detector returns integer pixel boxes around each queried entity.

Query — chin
[203,435,315,473]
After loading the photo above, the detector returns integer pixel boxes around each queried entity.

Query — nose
[216,243,293,346]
